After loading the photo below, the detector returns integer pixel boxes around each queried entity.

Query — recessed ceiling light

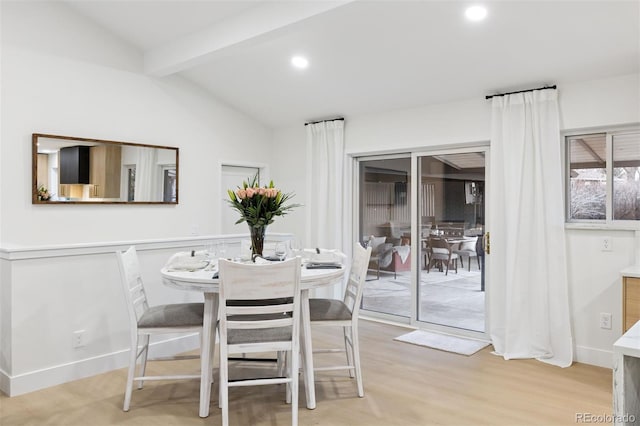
[291,56,309,69]
[465,5,487,22]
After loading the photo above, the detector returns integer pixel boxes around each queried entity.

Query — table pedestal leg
[300,289,316,409]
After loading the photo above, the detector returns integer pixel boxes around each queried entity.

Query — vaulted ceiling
[65,0,640,128]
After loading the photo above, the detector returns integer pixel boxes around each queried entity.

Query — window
[162,167,177,202]
[567,128,640,223]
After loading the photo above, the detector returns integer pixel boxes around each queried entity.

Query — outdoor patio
[362,267,485,332]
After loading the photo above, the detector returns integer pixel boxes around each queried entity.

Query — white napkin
[166,252,210,271]
[253,256,270,265]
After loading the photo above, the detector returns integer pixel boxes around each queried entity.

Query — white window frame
[564,124,640,231]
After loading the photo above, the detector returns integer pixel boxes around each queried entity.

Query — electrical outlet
[602,237,612,251]
[600,313,612,330]
[73,330,86,348]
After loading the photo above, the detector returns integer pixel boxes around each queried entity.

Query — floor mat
[394,330,490,356]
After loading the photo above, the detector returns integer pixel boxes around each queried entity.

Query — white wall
[1,1,273,247]
[273,72,640,367]
[0,1,276,395]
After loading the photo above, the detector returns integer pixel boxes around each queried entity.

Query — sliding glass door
[358,155,412,320]
[356,147,487,335]
[416,150,486,332]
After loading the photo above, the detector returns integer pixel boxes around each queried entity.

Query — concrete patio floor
[361,267,485,332]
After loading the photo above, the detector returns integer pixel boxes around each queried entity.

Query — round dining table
[161,258,346,418]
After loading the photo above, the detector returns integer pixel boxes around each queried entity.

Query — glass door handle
[484,232,490,255]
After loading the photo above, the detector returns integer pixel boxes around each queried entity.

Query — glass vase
[249,225,266,260]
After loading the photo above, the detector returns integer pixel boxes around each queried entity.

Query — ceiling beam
[144,1,354,76]
[576,138,605,164]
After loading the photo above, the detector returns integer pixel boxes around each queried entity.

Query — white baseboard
[5,334,200,397]
[3,336,607,397]
[574,344,613,369]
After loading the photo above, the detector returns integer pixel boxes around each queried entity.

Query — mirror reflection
[33,133,179,204]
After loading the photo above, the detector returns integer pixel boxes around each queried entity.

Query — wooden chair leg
[352,325,364,398]
[343,327,354,378]
[138,334,150,389]
[219,346,229,425]
[285,351,292,404]
[123,334,139,411]
[290,348,299,426]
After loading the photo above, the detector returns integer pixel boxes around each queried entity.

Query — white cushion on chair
[138,303,204,328]
[309,299,352,321]
[227,327,293,345]
[367,236,386,251]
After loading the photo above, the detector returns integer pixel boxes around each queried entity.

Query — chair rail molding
[0,233,293,397]
[0,233,294,260]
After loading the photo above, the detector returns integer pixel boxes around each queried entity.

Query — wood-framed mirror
[33,133,179,204]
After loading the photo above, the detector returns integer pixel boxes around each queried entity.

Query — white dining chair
[218,257,302,426]
[116,246,204,412]
[308,242,372,397]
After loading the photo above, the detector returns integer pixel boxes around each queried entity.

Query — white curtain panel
[305,119,345,298]
[134,147,159,201]
[488,89,573,367]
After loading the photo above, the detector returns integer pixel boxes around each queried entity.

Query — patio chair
[453,237,479,271]
[427,237,458,275]
[366,236,392,279]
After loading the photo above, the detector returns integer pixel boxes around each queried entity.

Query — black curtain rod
[485,85,557,100]
[304,117,345,126]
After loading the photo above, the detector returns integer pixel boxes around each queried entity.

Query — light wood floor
[1,320,612,425]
